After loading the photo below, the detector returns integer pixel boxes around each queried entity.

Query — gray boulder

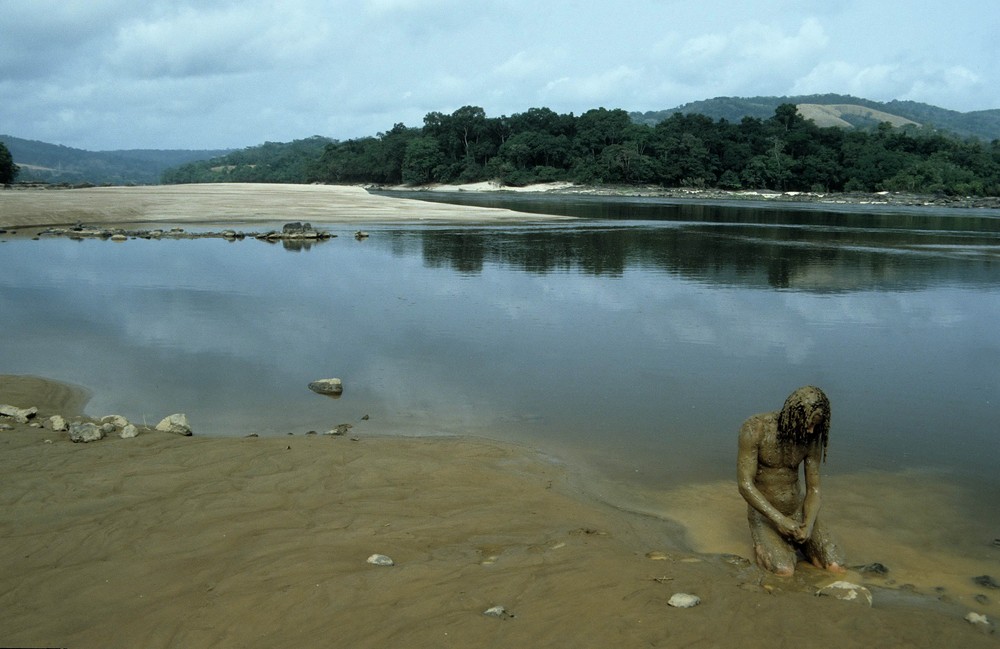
[155,413,193,436]
[69,422,104,443]
[0,404,38,424]
[308,378,343,395]
[119,424,140,439]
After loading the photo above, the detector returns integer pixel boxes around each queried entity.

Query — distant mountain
[0,135,231,185]
[630,94,1000,141]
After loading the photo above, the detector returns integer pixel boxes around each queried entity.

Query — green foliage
[0,141,19,185]
[159,102,1000,197]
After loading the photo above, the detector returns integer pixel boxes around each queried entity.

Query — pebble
[483,605,513,619]
[366,554,394,566]
[965,612,991,628]
[667,593,701,608]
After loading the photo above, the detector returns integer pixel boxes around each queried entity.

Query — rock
[974,575,1000,589]
[965,612,992,630]
[366,554,394,566]
[816,581,873,607]
[155,413,193,436]
[667,593,701,608]
[355,230,370,240]
[853,562,889,576]
[0,423,13,431]
[308,378,343,395]
[0,404,38,424]
[324,423,353,436]
[69,422,104,443]
[102,415,130,428]
[483,605,514,619]
[119,424,139,439]
[48,415,68,431]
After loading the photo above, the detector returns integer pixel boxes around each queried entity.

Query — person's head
[777,386,831,460]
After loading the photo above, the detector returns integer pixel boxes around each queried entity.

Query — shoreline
[1,374,997,647]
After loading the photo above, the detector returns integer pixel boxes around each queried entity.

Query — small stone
[69,422,104,443]
[324,423,353,436]
[119,424,139,439]
[483,605,513,619]
[853,562,889,576]
[816,581,873,607]
[0,423,13,431]
[974,575,1000,589]
[308,378,343,396]
[367,554,394,566]
[667,593,701,608]
[48,415,68,431]
[965,612,991,628]
[155,413,193,436]
[646,551,670,561]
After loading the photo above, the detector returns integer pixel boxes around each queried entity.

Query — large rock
[69,422,104,443]
[48,415,68,431]
[0,404,38,424]
[119,424,140,439]
[155,413,193,436]
[308,378,343,396]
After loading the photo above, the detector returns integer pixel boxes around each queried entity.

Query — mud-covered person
[737,386,846,576]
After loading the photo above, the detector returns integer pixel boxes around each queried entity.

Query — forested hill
[630,94,1000,142]
[163,103,1000,197]
[0,135,229,185]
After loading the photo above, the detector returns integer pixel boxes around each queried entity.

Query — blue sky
[2,0,997,150]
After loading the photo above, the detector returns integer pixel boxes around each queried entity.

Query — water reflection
[1,202,998,496]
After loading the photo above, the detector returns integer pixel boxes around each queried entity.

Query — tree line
[162,104,1000,196]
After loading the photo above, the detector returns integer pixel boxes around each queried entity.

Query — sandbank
[0,183,572,230]
[1,375,996,648]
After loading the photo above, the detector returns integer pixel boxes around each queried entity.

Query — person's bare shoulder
[739,412,772,443]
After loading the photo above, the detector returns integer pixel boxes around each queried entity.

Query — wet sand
[1,375,997,648]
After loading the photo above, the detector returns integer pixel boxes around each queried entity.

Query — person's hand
[791,524,810,543]
[776,517,800,539]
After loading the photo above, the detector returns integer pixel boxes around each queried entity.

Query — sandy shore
[1,375,997,648]
[0,183,572,230]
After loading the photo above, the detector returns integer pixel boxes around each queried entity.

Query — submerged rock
[69,422,104,443]
[816,581,873,607]
[155,413,193,436]
[974,575,1000,589]
[308,378,343,395]
[366,554,394,566]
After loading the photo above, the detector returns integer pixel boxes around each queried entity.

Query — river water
[2,195,998,497]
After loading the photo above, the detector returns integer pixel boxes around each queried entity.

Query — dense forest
[163,104,1000,196]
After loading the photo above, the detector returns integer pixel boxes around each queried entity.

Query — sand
[0,183,572,229]
[3,391,998,648]
[2,186,998,646]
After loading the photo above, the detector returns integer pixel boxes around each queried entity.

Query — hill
[630,94,1000,141]
[0,135,230,185]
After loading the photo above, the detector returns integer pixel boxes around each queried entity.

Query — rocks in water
[366,554,394,566]
[853,562,890,576]
[0,404,38,424]
[324,423,353,436]
[48,415,68,431]
[667,593,701,608]
[308,378,343,396]
[69,422,104,443]
[354,230,369,240]
[816,581,873,607]
[257,222,332,242]
[155,413,193,436]
[974,575,1000,589]
[120,424,140,439]
[483,605,514,619]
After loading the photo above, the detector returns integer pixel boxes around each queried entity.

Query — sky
[2,0,998,151]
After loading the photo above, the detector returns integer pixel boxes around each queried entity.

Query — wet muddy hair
[777,386,831,461]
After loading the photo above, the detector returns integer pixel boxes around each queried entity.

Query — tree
[0,142,19,186]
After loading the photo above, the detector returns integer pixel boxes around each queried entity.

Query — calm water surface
[2,195,999,494]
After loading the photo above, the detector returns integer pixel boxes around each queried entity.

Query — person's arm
[737,421,799,538]
[795,442,824,542]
